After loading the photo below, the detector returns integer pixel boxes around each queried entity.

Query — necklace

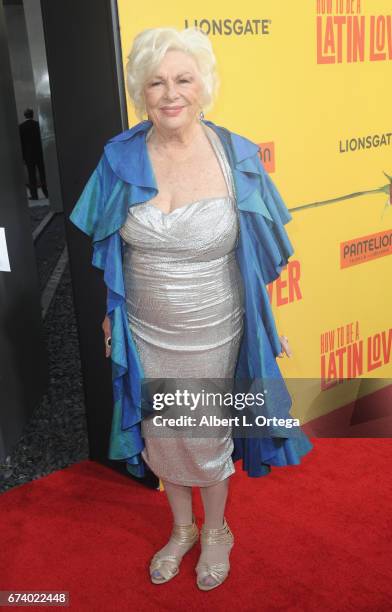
[146,121,210,163]
[146,125,154,142]
[147,130,196,164]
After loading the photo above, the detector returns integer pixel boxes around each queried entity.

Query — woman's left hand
[278,335,292,358]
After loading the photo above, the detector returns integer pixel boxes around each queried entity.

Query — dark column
[0,2,48,463]
[40,0,157,486]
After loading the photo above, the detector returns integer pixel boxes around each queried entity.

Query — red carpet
[1,439,391,611]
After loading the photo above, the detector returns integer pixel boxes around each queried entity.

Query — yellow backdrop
[116,0,392,440]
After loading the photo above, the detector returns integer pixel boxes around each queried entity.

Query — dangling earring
[199,110,204,121]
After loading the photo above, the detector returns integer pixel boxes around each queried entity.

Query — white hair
[125,27,220,120]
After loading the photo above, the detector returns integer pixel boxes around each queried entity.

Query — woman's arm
[278,335,292,359]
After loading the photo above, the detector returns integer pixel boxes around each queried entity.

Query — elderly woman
[70,26,313,591]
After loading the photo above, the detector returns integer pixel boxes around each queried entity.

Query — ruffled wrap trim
[68,120,313,480]
[69,155,147,476]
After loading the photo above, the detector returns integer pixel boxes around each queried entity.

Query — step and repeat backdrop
[116,0,392,431]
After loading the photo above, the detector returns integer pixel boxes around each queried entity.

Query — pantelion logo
[340,229,392,268]
[258,142,275,173]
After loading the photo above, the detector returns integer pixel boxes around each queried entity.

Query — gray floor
[0,200,89,493]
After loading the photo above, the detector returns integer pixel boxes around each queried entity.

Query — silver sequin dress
[119,123,245,487]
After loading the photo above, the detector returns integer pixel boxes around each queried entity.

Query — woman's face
[143,49,204,132]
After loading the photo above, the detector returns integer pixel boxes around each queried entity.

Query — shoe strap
[200,517,234,545]
[171,514,199,545]
[196,561,230,584]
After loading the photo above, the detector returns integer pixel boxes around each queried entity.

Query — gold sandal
[149,514,199,584]
[195,516,234,591]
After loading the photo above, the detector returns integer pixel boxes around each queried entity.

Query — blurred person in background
[19,108,48,200]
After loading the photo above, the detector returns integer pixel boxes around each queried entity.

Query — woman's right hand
[102,314,112,358]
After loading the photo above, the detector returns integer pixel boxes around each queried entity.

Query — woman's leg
[200,476,230,528]
[162,478,193,525]
[198,476,232,587]
[150,479,194,580]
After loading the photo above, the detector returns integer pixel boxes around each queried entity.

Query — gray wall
[3,3,36,123]
[0,1,48,463]
[4,0,63,211]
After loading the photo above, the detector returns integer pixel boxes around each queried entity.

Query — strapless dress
[119,123,245,486]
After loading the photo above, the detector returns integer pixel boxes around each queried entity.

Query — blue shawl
[69,119,313,479]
